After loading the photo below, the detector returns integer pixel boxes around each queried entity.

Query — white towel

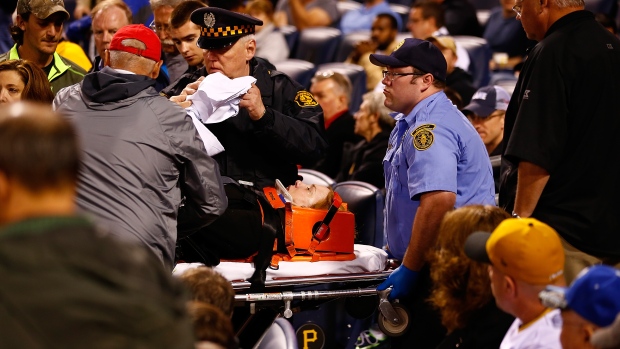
[187,72,257,124]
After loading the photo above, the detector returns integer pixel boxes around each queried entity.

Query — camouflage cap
[17,0,70,20]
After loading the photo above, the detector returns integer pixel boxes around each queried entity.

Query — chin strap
[307,192,343,257]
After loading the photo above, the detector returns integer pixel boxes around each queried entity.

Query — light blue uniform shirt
[383,91,495,260]
[339,1,403,34]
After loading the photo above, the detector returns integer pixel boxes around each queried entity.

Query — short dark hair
[170,0,207,29]
[412,0,445,29]
[0,103,80,192]
[376,12,398,30]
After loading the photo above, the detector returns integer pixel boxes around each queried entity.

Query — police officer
[372,38,495,348]
[169,7,327,189]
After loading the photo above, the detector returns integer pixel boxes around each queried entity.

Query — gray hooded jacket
[54,67,227,269]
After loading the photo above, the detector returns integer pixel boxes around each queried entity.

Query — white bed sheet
[173,244,387,282]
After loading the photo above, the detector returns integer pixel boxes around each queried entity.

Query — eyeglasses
[149,20,169,33]
[512,2,522,16]
[382,71,425,82]
[466,112,505,123]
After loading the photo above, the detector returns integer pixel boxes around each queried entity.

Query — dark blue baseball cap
[370,38,447,82]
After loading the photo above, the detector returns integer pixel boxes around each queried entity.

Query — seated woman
[428,205,515,349]
[0,60,54,104]
[177,180,337,288]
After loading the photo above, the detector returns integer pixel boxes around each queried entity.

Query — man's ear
[103,49,110,67]
[0,172,10,204]
[150,60,163,79]
[16,14,26,31]
[505,274,518,298]
[245,38,256,61]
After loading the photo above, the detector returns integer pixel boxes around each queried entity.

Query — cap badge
[393,40,405,52]
[204,12,215,28]
[411,124,436,151]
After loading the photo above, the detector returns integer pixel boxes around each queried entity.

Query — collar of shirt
[110,67,136,75]
[324,109,349,129]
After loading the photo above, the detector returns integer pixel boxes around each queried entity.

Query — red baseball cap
[108,24,161,62]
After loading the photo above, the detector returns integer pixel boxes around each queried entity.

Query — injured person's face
[287,180,332,209]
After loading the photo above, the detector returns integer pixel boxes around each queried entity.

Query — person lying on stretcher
[176,179,342,289]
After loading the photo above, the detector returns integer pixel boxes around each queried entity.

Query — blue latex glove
[377,265,419,301]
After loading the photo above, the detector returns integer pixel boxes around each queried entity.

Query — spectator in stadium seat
[407,1,470,72]
[429,205,514,349]
[1,0,86,95]
[427,35,476,104]
[541,265,620,349]
[339,0,402,34]
[309,71,363,178]
[347,13,399,91]
[247,0,290,63]
[90,0,132,71]
[335,91,394,188]
[150,0,188,83]
[0,59,54,104]
[465,218,565,349]
[0,102,196,349]
[483,0,534,71]
[462,85,510,157]
[179,266,235,317]
[274,0,339,30]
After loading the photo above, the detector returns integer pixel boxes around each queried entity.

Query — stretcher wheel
[377,303,409,337]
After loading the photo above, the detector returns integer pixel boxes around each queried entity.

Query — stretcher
[174,245,411,348]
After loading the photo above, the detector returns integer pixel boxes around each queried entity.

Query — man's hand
[170,94,192,109]
[181,76,205,96]
[350,40,377,63]
[239,84,266,121]
[376,265,419,301]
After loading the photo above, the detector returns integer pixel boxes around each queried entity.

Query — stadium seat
[316,62,367,112]
[334,30,370,62]
[274,59,316,88]
[298,169,337,187]
[255,318,298,349]
[454,35,493,88]
[333,181,385,248]
[337,0,363,17]
[293,27,343,66]
[278,25,299,56]
[389,3,410,32]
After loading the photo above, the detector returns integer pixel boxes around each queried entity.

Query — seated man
[339,0,402,34]
[335,91,394,189]
[465,218,565,349]
[274,0,339,30]
[427,36,476,104]
[541,264,620,349]
[0,102,195,348]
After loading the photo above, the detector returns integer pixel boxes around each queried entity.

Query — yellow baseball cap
[464,218,565,285]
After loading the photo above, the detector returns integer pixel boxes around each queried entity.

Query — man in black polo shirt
[499,0,620,282]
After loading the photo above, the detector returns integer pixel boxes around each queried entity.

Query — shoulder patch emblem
[295,91,318,107]
[411,124,436,151]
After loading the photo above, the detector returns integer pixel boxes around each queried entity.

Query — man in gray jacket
[54,24,227,270]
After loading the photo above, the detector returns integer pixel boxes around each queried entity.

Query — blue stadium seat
[454,35,493,88]
[293,27,343,66]
[278,25,299,56]
[316,62,367,113]
[335,30,371,62]
[274,59,316,88]
[333,181,385,248]
[298,168,337,187]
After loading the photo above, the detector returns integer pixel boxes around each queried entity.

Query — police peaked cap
[191,7,263,50]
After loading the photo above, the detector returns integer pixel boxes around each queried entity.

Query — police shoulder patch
[411,124,436,151]
[295,91,318,107]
